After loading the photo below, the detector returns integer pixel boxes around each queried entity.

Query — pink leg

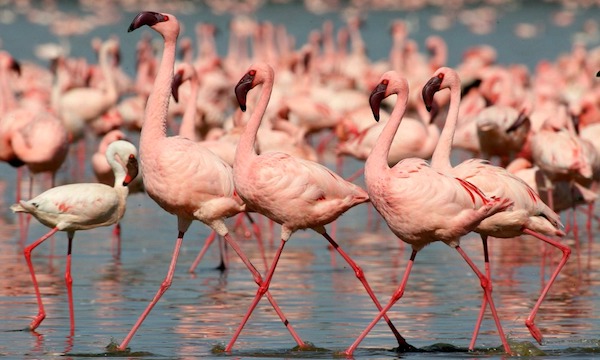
[344,250,417,356]
[216,235,229,271]
[24,227,60,331]
[244,213,268,271]
[112,223,122,260]
[221,233,305,348]
[225,238,288,352]
[65,233,75,336]
[522,229,571,345]
[587,203,594,269]
[469,235,490,350]
[455,245,511,354]
[188,231,217,273]
[586,202,594,233]
[316,130,336,154]
[345,168,364,183]
[456,241,510,353]
[572,207,581,276]
[322,232,414,350]
[117,231,185,351]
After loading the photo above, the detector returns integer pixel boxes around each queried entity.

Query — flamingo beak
[506,110,530,133]
[128,11,168,32]
[171,70,184,103]
[422,76,443,112]
[123,155,139,186]
[11,58,21,76]
[235,72,255,112]
[369,82,387,122]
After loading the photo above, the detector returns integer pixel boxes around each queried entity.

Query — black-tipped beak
[123,155,139,186]
[597,70,600,77]
[11,58,21,76]
[114,49,121,66]
[369,82,388,122]
[128,11,168,32]
[171,71,184,103]
[506,110,530,133]
[235,72,255,112]
[422,76,443,112]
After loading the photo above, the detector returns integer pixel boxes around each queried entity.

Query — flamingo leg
[455,245,511,354]
[216,235,228,271]
[522,228,571,345]
[65,232,75,336]
[225,237,288,352]
[322,232,414,350]
[344,250,417,356]
[221,233,305,349]
[188,230,217,273]
[244,212,268,271]
[572,206,581,276]
[469,235,490,349]
[117,231,185,351]
[24,227,60,331]
[112,223,122,260]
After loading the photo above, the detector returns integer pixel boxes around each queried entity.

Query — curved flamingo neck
[366,89,408,172]
[234,74,274,168]
[140,35,177,155]
[178,73,199,141]
[99,43,118,106]
[431,78,460,171]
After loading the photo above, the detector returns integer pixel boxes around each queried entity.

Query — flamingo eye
[249,70,256,76]
[382,79,389,85]
[163,15,169,21]
[437,73,444,79]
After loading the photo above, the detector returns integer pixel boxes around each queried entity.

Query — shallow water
[1,1,600,359]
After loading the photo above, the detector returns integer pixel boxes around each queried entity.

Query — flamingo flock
[3,3,600,357]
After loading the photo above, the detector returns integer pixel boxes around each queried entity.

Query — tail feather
[10,200,29,213]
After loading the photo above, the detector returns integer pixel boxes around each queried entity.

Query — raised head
[422,66,461,112]
[127,11,179,40]
[369,71,408,122]
[234,62,274,112]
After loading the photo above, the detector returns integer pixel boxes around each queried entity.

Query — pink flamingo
[11,139,139,334]
[343,71,512,356]
[229,62,414,353]
[57,38,120,141]
[530,104,594,210]
[422,66,571,349]
[117,12,301,351]
[171,62,265,272]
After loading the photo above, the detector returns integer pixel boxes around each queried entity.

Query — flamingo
[422,66,571,349]
[229,62,414,353]
[57,38,120,141]
[11,139,139,334]
[92,129,145,259]
[117,12,301,351]
[343,71,512,356]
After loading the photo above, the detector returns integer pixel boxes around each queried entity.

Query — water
[1,1,600,359]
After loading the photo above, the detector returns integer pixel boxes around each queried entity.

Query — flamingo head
[369,79,388,122]
[123,153,139,186]
[128,11,170,32]
[235,69,256,112]
[422,73,443,112]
